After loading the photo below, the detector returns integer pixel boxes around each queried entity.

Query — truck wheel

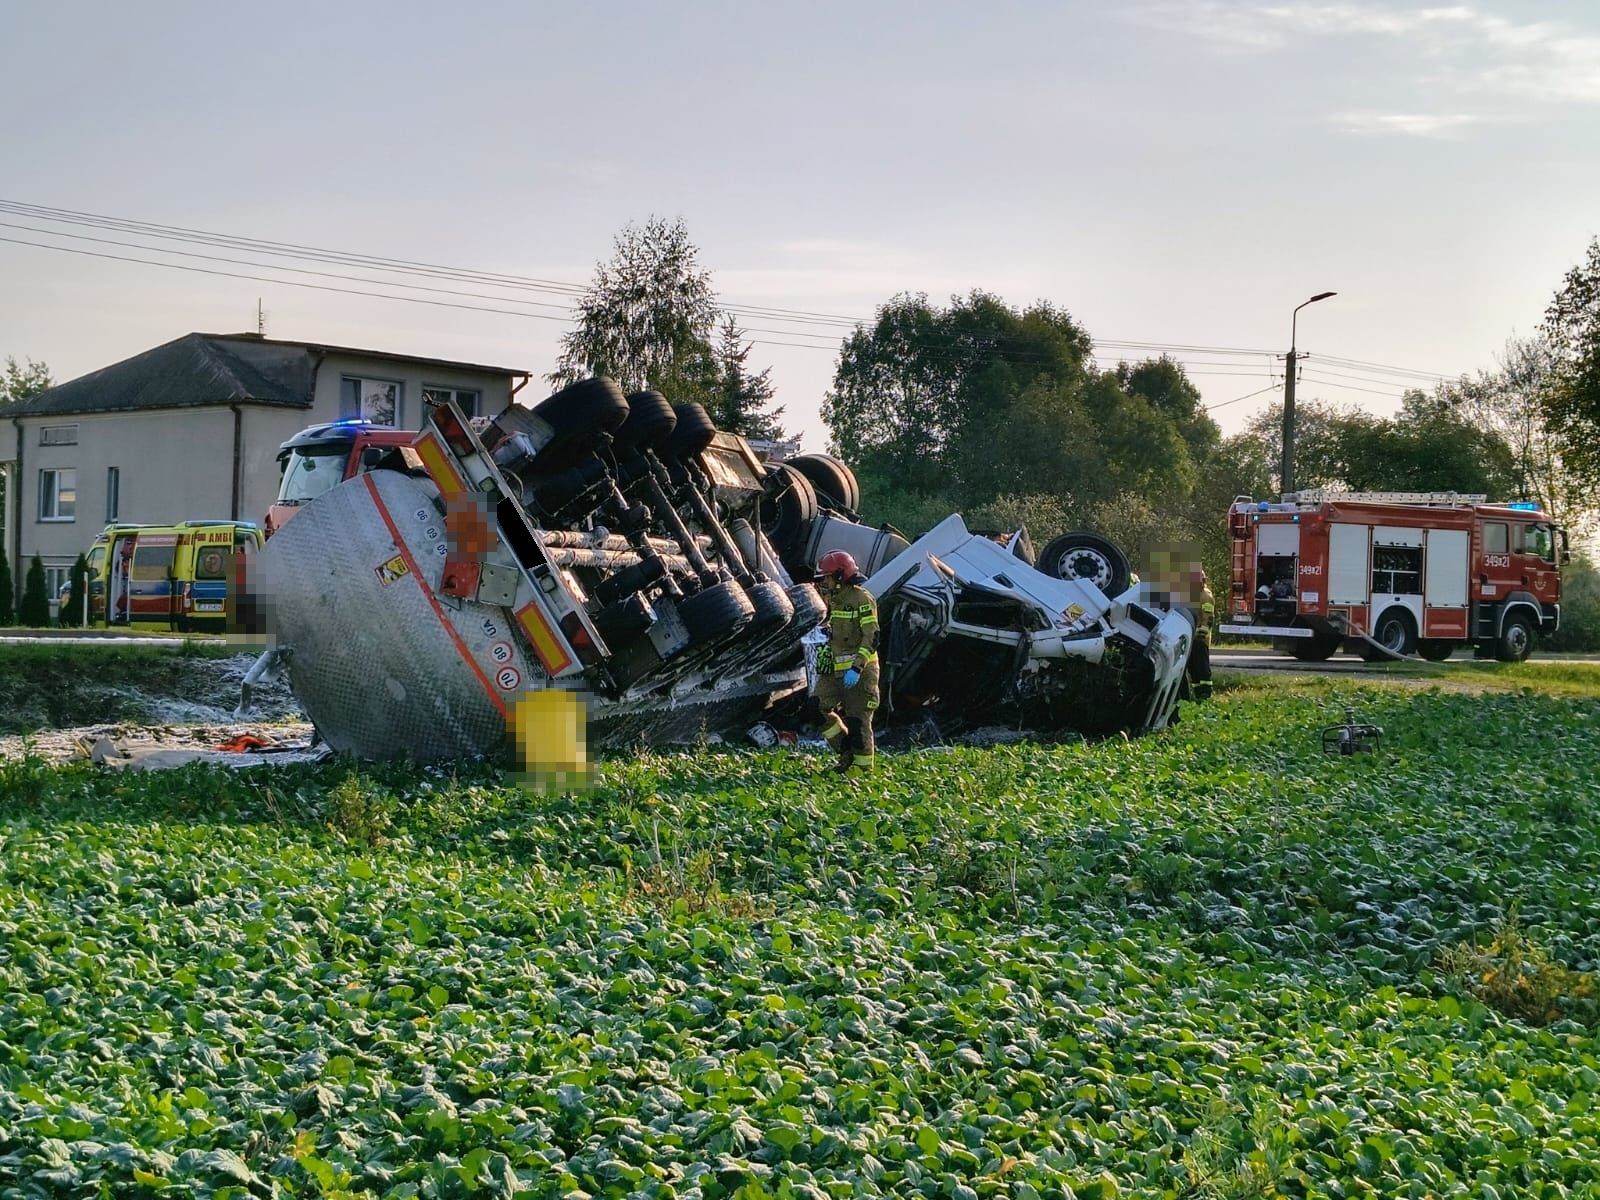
[615,390,677,455]
[1495,613,1535,662]
[1038,531,1131,597]
[759,463,818,556]
[530,378,631,468]
[1360,608,1416,660]
[787,454,860,513]
[1288,631,1342,661]
[786,582,828,635]
[744,579,795,638]
[1416,639,1455,662]
[678,578,755,646]
[665,403,719,461]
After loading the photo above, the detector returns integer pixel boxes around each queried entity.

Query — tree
[18,554,50,627]
[0,356,51,406]
[60,553,90,627]
[0,541,13,626]
[549,216,720,406]
[709,315,786,440]
[1542,237,1600,488]
[1,357,51,533]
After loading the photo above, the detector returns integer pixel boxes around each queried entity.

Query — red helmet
[817,549,859,581]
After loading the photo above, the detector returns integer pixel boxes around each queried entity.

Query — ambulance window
[86,546,105,573]
[1483,523,1508,554]
[131,543,176,580]
[196,546,228,579]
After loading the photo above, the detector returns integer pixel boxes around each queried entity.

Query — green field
[3,677,1600,1197]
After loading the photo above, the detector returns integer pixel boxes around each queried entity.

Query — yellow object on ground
[510,689,590,791]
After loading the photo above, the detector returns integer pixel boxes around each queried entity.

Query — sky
[2,0,1598,452]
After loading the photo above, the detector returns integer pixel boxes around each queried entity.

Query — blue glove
[842,667,861,688]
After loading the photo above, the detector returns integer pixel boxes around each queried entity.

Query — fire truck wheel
[1362,608,1416,659]
[1038,531,1131,598]
[759,463,819,557]
[678,578,755,646]
[531,378,631,467]
[1287,631,1342,661]
[1416,638,1456,662]
[1495,613,1535,663]
[787,454,860,513]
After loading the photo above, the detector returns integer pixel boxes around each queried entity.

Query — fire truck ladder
[1282,489,1487,507]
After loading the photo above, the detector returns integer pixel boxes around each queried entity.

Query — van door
[128,533,180,629]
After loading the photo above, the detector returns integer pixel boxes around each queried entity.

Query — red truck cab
[265,421,419,537]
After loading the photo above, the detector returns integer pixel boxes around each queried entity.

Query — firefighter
[813,549,880,772]
[1187,566,1216,700]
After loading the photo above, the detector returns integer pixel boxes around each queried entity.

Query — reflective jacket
[1197,585,1216,644]
[821,580,879,672]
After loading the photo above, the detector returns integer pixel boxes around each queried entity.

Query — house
[1,332,530,613]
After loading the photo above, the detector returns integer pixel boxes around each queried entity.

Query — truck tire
[678,578,755,646]
[530,378,631,468]
[1495,612,1535,662]
[786,582,828,635]
[1360,608,1416,660]
[665,403,719,461]
[1287,630,1342,661]
[1038,531,1131,597]
[759,463,818,557]
[787,454,860,513]
[744,578,795,638]
[616,390,677,455]
[1416,639,1455,662]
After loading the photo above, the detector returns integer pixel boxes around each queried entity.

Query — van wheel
[1495,613,1535,662]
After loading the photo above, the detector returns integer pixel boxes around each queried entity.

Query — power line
[1204,382,1281,412]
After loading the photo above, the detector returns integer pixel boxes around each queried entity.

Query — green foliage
[323,771,396,845]
[1546,553,1600,652]
[18,553,50,626]
[58,553,89,627]
[1246,393,1518,498]
[549,215,722,406]
[0,355,52,406]
[3,684,1600,1194]
[708,314,786,440]
[0,538,13,625]
[1542,236,1600,491]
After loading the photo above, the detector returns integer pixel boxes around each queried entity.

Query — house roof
[2,332,530,419]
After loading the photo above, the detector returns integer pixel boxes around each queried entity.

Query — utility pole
[257,298,265,336]
[1281,291,1336,497]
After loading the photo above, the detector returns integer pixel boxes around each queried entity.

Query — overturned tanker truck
[249,379,1193,762]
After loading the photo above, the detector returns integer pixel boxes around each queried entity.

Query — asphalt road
[1214,647,1600,672]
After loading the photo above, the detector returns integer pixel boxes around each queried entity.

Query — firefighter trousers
[815,659,880,762]
[1185,635,1213,699]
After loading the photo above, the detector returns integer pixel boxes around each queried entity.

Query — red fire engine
[1221,490,1569,662]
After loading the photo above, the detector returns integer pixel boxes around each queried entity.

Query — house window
[1483,522,1508,554]
[39,468,76,521]
[106,467,121,522]
[422,386,481,418]
[39,424,78,446]
[45,564,73,614]
[341,377,402,426]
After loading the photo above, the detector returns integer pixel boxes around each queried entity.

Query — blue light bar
[1507,501,1541,511]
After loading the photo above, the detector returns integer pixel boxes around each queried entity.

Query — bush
[18,554,50,627]
[0,540,12,625]
[1439,909,1598,1026]
[1546,553,1600,652]
[59,553,89,627]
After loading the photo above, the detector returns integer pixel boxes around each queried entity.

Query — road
[1214,648,1600,673]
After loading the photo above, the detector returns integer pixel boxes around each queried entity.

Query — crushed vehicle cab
[250,380,1193,764]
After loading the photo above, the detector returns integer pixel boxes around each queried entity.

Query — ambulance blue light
[1507,501,1541,511]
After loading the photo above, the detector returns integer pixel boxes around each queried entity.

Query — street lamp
[1281,291,1336,497]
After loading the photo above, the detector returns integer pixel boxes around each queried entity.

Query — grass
[2,677,1598,1195]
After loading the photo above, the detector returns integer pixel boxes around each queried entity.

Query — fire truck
[265,420,419,537]
[1220,490,1569,662]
